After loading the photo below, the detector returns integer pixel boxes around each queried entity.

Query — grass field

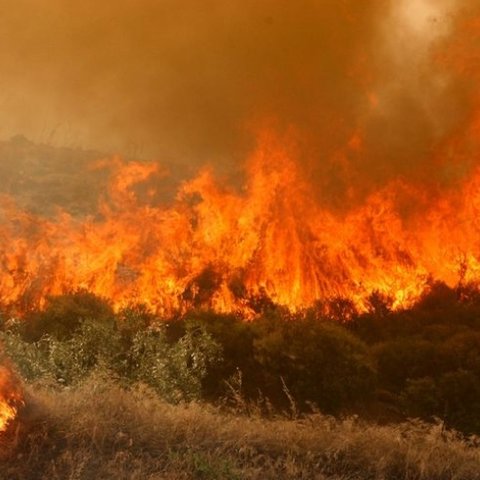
[1,374,480,480]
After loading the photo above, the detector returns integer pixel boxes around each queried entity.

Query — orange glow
[1,127,480,317]
[0,366,23,432]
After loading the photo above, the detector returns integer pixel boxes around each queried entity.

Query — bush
[438,369,480,434]
[401,377,442,419]
[24,290,114,341]
[6,286,480,433]
[254,317,376,412]
[182,312,259,399]
[1,316,221,403]
[373,338,439,391]
[2,318,122,384]
[130,321,222,402]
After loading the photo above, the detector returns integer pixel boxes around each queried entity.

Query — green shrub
[401,376,442,419]
[130,321,222,402]
[182,312,258,399]
[372,338,440,390]
[2,316,221,403]
[254,317,376,412]
[438,369,480,433]
[24,290,114,341]
[2,317,121,383]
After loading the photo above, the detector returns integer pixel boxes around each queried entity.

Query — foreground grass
[1,377,480,479]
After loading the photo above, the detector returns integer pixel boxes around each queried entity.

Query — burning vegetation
[0,3,479,318]
[0,364,23,433]
[2,125,480,316]
[3,2,480,478]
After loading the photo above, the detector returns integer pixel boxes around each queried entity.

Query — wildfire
[0,2,477,319]
[0,365,23,432]
[1,126,480,317]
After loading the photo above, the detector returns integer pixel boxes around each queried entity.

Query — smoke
[0,0,476,203]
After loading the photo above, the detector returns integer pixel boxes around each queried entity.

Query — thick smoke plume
[0,0,477,205]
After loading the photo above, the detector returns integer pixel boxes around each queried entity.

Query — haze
[0,0,475,201]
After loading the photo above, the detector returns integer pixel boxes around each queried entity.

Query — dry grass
[0,375,479,480]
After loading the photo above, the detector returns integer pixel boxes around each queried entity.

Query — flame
[0,365,23,432]
[1,126,480,316]
[0,8,478,319]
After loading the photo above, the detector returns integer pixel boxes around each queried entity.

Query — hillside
[0,135,107,217]
[0,136,188,218]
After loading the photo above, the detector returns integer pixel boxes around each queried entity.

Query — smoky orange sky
[0,0,477,203]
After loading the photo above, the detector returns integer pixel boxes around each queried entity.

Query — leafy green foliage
[254,316,376,412]
[5,281,480,434]
[2,313,221,403]
[182,311,258,400]
[130,321,222,402]
[24,290,114,341]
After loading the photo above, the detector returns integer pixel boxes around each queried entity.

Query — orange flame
[1,127,480,316]
[0,10,479,319]
[0,365,23,432]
